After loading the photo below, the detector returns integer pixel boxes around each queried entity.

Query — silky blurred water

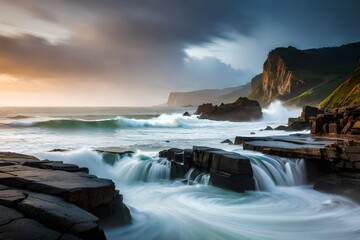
[1,105,359,240]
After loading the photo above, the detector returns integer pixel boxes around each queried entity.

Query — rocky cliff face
[318,59,360,110]
[167,83,251,107]
[261,53,304,103]
[250,42,360,106]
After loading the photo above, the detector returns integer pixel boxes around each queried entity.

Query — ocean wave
[6,115,32,119]
[8,114,234,129]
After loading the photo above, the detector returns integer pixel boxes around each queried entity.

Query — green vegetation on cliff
[318,60,360,110]
[249,42,360,106]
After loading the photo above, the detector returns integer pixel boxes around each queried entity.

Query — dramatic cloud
[0,0,359,106]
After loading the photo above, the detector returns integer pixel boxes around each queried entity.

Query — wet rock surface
[195,97,262,121]
[182,111,191,117]
[235,133,360,202]
[221,139,233,144]
[159,146,255,192]
[0,152,131,240]
[310,105,360,136]
[314,172,360,203]
[265,105,323,132]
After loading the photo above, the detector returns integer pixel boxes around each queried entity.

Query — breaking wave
[262,100,301,122]
[8,114,233,129]
[6,115,32,119]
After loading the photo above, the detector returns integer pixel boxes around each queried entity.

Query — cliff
[318,59,360,110]
[167,83,251,107]
[250,42,360,106]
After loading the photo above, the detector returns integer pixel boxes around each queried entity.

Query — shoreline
[236,133,360,202]
[0,152,131,240]
[159,132,360,203]
[0,131,359,239]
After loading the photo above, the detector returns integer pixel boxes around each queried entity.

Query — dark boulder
[287,121,309,131]
[195,97,262,121]
[264,126,273,130]
[274,125,288,131]
[182,111,191,117]
[301,105,324,122]
[221,139,233,144]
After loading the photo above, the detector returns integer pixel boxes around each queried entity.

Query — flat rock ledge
[0,152,131,240]
[235,134,360,202]
[236,134,360,171]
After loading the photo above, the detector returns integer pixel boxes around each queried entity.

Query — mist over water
[262,100,302,122]
[37,149,360,240]
[1,105,359,239]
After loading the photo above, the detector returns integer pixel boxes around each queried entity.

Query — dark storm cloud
[72,0,360,47]
[90,0,255,45]
[255,0,360,47]
[0,34,104,79]
[0,0,359,105]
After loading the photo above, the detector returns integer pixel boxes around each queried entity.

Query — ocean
[0,102,359,240]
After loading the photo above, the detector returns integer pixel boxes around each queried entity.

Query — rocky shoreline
[159,147,255,192]
[0,152,131,240]
[160,135,360,203]
[164,104,360,202]
[238,103,360,202]
[1,104,359,239]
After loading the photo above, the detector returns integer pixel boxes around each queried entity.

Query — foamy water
[0,104,359,240]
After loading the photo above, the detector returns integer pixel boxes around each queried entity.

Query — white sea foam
[262,100,302,122]
[37,149,360,240]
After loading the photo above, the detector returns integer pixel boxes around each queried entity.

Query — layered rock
[195,97,262,121]
[310,105,360,136]
[249,42,360,106]
[236,133,360,171]
[0,152,131,239]
[234,133,360,201]
[159,147,255,192]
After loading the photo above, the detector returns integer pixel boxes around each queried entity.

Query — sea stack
[195,97,262,121]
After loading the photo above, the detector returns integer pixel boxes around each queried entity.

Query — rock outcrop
[314,172,360,203]
[310,105,360,137]
[159,147,255,192]
[195,97,262,121]
[167,83,251,107]
[0,152,131,240]
[279,105,325,131]
[234,134,360,202]
[318,58,360,110]
[249,42,360,106]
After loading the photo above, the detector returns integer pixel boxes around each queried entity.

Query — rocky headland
[167,42,360,110]
[0,152,131,240]
[249,42,360,106]
[167,83,251,107]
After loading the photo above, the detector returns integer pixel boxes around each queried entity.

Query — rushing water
[0,105,359,240]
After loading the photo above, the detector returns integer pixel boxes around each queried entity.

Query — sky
[0,0,359,106]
